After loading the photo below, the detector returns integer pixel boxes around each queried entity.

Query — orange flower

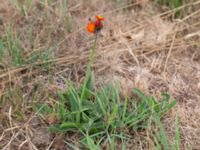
[87,15,104,33]
[96,15,104,21]
[87,22,96,33]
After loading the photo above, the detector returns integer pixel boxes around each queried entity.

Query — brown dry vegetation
[0,0,200,149]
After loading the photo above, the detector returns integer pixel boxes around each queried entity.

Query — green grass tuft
[36,69,177,149]
[156,0,183,8]
[155,0,184,17]
[2,23,54,67]
[4,24,24,66]
[10,0,34,17]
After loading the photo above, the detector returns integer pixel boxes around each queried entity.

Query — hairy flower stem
[88,32,98,70]
[80,33,98,102]
[85,32,98,79]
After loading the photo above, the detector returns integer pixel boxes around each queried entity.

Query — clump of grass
[1,86,26,122]
[155,0,183,8]
[153,115,180,150]
[155,0,184,17]
[59,0,73,33]
[36,68,177,149]
[10,0,34,17]
[112,0,124,7]
[4,23,24,66]
[2,23,54,67]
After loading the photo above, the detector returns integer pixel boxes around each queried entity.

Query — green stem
[80,33,98,101]
[85,32,98,81]
[88,32,98,70]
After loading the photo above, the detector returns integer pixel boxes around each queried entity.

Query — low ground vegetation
[0,0,200,149]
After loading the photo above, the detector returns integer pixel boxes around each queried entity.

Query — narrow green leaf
[60,122,79,129]
[162,100,177,114]
[0,38,4,60]
[173,115,180,150]
[153,116,169,150]
[80,69,94,101]
[108,104,118,126]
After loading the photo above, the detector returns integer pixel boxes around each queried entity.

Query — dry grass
[0,0,200,149]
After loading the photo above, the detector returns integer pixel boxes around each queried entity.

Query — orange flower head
[87,15,105,34]
[96,15,104,21]
[87,21,96,33]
